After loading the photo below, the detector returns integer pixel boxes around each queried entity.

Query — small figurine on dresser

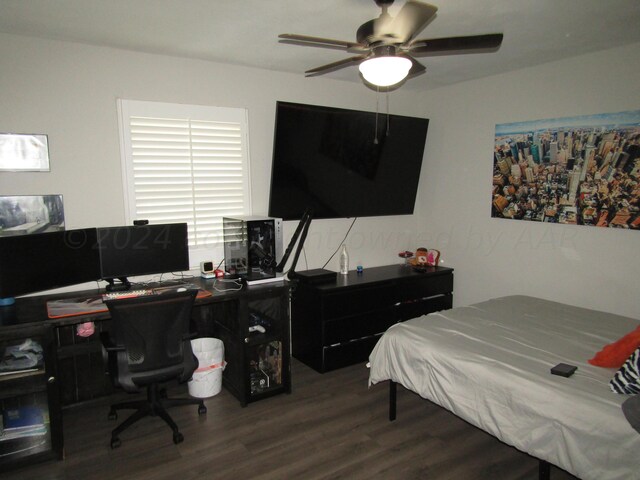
[426,249,440,266]
[398,250,414,265]
[406,247,441,271]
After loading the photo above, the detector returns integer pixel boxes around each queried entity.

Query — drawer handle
[48,376,56,384]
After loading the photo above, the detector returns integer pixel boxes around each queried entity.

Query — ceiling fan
[279,0,503,89]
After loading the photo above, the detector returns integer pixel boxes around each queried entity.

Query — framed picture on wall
[492,109,640,229]
[0,195,65,236]
[0,133,50,171]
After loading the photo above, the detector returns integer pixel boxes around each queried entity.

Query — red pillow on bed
[589,325,640,368]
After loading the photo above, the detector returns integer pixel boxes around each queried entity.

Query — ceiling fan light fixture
[359,55,412,87]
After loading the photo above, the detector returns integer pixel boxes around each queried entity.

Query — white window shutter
[118,100,251,267]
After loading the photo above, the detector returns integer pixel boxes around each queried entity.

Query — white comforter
[368,295,640,480]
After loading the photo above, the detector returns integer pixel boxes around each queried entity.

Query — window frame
[117,99,252,268]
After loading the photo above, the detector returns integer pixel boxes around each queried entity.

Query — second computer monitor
[97,223,189,289]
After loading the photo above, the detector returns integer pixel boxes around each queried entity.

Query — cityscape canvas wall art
[492,109,640,229]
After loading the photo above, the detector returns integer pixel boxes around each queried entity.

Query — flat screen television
[0,228,100,301]
[97,223,189,290]
[268,101,429,220]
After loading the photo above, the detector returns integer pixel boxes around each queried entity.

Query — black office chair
[102,290,207,448]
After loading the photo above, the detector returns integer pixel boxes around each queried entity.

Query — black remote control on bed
[551,363,577,377]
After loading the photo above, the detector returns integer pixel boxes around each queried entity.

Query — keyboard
[102,289,155,301]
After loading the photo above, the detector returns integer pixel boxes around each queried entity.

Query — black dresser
[291,264,454,373]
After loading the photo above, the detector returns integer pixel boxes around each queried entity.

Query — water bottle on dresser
[339,244,349,275]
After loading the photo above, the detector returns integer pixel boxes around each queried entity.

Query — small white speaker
[200,261,215,279]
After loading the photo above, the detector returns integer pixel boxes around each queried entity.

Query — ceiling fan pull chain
[386,89,390,137]
[374,86,380,144]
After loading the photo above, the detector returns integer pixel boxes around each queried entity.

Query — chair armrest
[100,331,125,377]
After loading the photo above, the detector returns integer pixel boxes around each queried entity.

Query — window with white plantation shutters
[117,100,251,267]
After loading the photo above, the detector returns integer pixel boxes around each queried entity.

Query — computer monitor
[97,223,190,291]
[0,228,100,304]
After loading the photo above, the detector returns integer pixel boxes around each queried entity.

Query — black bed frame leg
[388,381,551,479]
[389,380,397,421]
[538,460,550,480]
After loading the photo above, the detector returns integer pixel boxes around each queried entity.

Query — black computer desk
[0,277,291,466]
[1,276,291,401]
[3,277,251,329]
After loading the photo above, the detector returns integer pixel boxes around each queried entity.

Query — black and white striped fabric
[610,347,640,394]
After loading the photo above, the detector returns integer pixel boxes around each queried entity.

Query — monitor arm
[276,208,313,277]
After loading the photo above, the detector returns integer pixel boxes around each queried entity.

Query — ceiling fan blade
[279,34,367,53]
[390,1,438,43]
[305,55,368,77]
[409,33,504,55]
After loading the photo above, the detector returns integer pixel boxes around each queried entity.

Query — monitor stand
[105,277,131,292]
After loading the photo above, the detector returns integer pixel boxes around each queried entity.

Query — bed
[368,295,640,480]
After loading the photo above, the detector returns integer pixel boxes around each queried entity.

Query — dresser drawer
[323,307,396,345]
[396,293,452,321]
[322,335,382,372]
[321,283,394,319]
[395,272,453,303]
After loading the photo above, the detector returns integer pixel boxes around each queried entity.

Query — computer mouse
[177,287,187,292]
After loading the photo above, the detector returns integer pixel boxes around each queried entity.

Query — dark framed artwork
[0,195,65,236]
[0,133,50,171]
[493,109,640,229]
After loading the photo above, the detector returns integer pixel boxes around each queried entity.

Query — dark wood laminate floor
[4,360,579,480]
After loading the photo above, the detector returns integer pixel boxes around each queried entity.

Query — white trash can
[189,338,226,398]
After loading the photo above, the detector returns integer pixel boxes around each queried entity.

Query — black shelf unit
[291,264,454,373]
[212,284,291,407]
[0,323,62,470]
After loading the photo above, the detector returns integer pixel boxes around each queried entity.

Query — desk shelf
[0,324,62,471]
[212,284,291,407]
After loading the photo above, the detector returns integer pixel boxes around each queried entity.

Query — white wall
[414,42,640,318]
[2,33,639,318]
[0,33,425,276]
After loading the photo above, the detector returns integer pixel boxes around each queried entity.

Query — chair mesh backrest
[106,290,197,373]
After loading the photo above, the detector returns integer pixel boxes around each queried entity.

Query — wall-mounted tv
[268,101,429,220]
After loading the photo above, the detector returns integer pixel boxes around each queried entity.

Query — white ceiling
[1,0,640,92]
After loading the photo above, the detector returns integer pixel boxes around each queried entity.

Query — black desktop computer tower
[222,216,283,281]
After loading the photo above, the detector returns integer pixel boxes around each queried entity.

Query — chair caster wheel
[111,437,121,449]
[198,404,207,415]
[173,432,184,444]
[108,410,117,421]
